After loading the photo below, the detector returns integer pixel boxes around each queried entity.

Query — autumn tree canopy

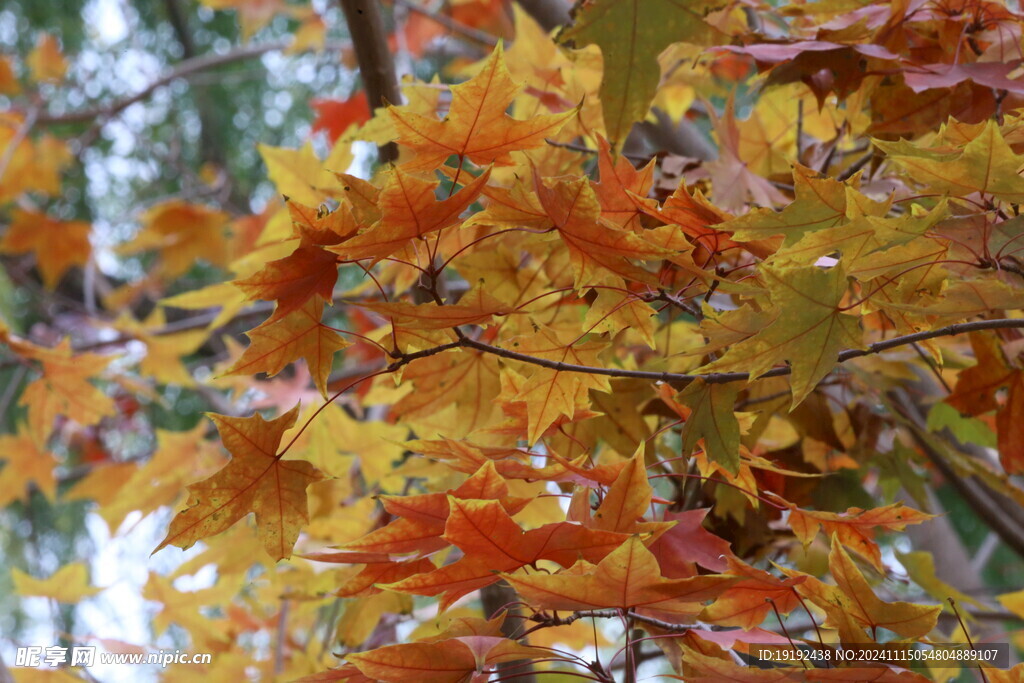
[2,0,1024,680]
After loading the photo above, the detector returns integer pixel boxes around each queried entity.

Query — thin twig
[36,41,348,125]
[888,389,1024,560]
[393,0,497,47]
[529,609,696,633]
[460,318,1024,386]
[0,106,40,181]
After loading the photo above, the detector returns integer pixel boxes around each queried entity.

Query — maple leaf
[946,332,1024,472]
[648,508,734,575]
[0,114,72,203]
[329,166,491,262]
[590,450,653,533]
[783,501,933,572]
[390,350,502,436]
[700,557,806,629]
[340,461,529,556]
[504,326,611,445]
[355,284,513,330]
[388,43,574,171]
[224,296,350,398]
[311,92,372,144]
[503,536,735,611]
[559,0,724,146]
[703,264,865,406]
[384,496,632,608]
[676,379,742,474]
[875,121,1024,202]
[0,56,19,95]
[2,334,116,446]
[794,538,940,640]
[722,165,856,246]
[346,636,548,683]
[12,563,102,603]
[27,34,66,82]
[234,244,339,321]
[259,139,353,207]
[535,175,672,288]
[335,557,437,599]
[121,200,231,279]
[0,209,91,289]
[592,135,658,231]
[155,404,325,560]
[461,172,552,232]
[0,425,57,506]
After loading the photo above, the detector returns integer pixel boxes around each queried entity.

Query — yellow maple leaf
[2,333,116,446]
[0,425,57,506]
[388,43,575,171]
[122,200,231,279]
[27,34,66,82]
[155,404,325,560]
[223,296,350,398]
[258,139,352,207]
[12,563,102,603]
[0,209,91,289]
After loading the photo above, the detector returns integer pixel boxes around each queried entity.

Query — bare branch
[394,0,498,48]
[889,389,1024,560]
[338,0,401,163]
[517,0,571,33]
[36,41,348,126]
[529,609,696,633]
[460,318,1024,386]
[0,105,39,182]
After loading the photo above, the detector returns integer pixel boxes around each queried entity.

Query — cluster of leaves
[3,0,1024,680]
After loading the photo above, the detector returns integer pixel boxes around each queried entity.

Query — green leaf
[702,264,864,407]
[677,379,741,474]
[926,402,997,449]
[559,0,723,147]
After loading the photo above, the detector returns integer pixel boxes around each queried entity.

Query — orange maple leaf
[341,461,530,556]
[224,296,350,398]
[2,334,116,446]
[384,496,632,609]
[503,536,735,611]
[592,135,658,231]
[388,43,575,171]
[234,244,339,320]
[792,539,940,640]
[329,166,491,262]
[346,636,547,683]
[0,209,91,289]
[947,332,1024,473]
[155,404,325,560]
[699,557,807,629]
[782,501,933,572]
[535,175,671,288]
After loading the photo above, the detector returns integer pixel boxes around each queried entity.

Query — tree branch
[529,609,696,633]
[889,389,1024,560]
[516,0,571,33]
[393,0,497,48]
[460,318,1024,386]
[0,105,39,182]
[338,0,401,163]
[36,41,348,126]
